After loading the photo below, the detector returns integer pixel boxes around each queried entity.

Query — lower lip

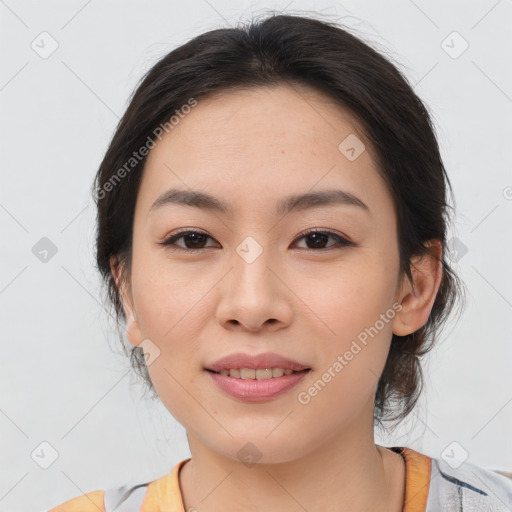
[206,370,310,402]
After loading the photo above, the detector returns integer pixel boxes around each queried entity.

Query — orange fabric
[48,489,105,511]
[48,447,432,511]
[141,457,190,511]
[398,447,432,512]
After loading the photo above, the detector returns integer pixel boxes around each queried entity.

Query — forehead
[150,84,367,161]
[136,84,394,224]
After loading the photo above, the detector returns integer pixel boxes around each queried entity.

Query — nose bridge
[215,233,291,330]
[232,234,275,294]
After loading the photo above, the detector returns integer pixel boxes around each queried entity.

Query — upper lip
[205,352,311,372]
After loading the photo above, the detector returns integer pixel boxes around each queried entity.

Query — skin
[112,83,443,511]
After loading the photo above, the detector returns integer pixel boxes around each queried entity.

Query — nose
[215,245,294,333]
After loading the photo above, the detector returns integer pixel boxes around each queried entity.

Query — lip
[204,351,312,403]
[205,352,311,373]
[206,369,311,402]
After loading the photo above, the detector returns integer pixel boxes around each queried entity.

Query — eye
[157,228,355,253]
[291,228,354,250]
[157,229,218,252]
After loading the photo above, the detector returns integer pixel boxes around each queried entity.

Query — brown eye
[158,230,218,252]
[292,229,354,250]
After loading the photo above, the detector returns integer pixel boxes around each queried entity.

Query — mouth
[205,367,311,380]
[205,367,312,402]
[204,352,312,401]
[205,351,311,374]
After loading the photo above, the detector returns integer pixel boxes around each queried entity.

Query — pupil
[187,233,206,249]
[308,233,328,249]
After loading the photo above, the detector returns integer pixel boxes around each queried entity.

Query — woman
[48,13,512,512]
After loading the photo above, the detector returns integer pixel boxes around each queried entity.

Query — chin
[208,434,313,466]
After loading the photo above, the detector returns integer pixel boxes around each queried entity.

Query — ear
[392,239,443,336]
[110,255,144,347]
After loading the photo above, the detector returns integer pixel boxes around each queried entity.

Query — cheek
[303,261,397,388]
[131,246,211,341]
[302,261,396,338]
[133,261,209,421]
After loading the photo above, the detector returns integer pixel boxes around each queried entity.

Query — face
[117,84,409,464]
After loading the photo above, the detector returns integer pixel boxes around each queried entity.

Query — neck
[179,415,405,512]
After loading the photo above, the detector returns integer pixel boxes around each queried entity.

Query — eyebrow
[149,187,370,217]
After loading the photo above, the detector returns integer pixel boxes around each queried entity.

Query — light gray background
[1,0,511,510]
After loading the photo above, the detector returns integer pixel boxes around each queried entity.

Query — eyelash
[157,228,355,253]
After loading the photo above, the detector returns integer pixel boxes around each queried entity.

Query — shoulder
[46,482,152,512]
[47,489,105,511]
[426,454,512,511]
[46,481,155,512]
[46,459,189,512]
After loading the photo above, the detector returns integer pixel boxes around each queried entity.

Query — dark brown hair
[92,13,466,431]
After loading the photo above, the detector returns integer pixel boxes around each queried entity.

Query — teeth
[217,368,301,379]
[241,368,256,379]
[272,368,284,378]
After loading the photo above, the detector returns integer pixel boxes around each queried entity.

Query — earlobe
[110,256,143,347]
[391,240,443,337]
